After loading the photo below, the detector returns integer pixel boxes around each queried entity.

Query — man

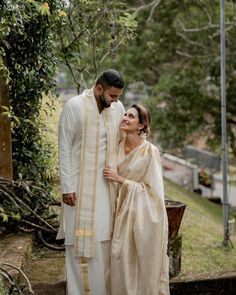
[57,69,125,295]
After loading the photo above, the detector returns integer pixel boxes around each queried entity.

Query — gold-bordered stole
[74,91,100,258]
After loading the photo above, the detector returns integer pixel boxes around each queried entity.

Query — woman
[104,104,169,295]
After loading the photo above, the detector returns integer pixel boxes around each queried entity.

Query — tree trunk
[0,71,13,180]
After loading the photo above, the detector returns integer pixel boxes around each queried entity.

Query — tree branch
[92,37,98,80]
[1,262,34,294]
[177,32,208,49]
[227,118,236,125]
[176,50,214,60]
[177,19,219,33]
[128,0,161,19]
[147,0,161,22]
[100,32,126,64]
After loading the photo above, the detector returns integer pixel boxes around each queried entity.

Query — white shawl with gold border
[74,89,120,258]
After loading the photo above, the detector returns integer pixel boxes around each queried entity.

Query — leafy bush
[0,0,60,184]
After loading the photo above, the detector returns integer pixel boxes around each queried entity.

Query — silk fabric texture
[111,141,170,295]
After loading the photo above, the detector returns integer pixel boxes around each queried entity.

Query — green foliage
[0,286,8,295]
[116,1,181,85]
[0,0,61,183]
[56,0,137,89]
[116,0,236,156]
[147,67,216,151]
[0,207,9,222]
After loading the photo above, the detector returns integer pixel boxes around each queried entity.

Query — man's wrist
[62,192,75,196]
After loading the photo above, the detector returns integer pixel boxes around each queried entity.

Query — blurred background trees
[114,0,236,157]
[56,0,137,90]
[55,0,236,157]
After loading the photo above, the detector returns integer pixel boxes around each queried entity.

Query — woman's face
[120,108,143,134]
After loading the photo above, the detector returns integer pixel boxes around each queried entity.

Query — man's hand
[62,192,77,206]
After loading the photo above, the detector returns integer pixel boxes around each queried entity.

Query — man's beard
[99,94,111,108]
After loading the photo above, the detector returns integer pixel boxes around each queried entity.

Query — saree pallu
[111,141,170,295]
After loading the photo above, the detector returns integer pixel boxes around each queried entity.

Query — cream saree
[111,141,169,295]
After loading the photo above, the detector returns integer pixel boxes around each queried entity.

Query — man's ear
[95,84,103,95]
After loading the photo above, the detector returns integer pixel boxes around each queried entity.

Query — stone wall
[162,153,199,191]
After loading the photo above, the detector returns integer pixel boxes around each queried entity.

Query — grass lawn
[41,93,236,281]
[165,179,236,281]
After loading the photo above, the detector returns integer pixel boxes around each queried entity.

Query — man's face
[98,86,123,108]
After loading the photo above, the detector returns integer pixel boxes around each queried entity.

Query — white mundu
[57,87,124,295]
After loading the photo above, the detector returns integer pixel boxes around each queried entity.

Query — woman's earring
[139,130,147,140]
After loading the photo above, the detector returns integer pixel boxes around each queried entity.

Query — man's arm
[58,100,78,206]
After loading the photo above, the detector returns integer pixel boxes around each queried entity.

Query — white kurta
[57,88,124,245]
[57,89,124,294]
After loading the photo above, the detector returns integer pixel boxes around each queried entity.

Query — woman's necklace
[124,138,143,155]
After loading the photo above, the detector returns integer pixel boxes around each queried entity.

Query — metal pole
[220,0,229,247]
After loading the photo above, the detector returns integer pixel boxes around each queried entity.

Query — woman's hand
[104,166,125,184]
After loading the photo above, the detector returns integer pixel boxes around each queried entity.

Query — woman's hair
[131,104,151,135]
[96,69,124,89]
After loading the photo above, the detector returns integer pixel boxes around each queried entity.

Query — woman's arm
[103,167,126,184]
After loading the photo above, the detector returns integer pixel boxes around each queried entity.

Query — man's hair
[96,69,124,89]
